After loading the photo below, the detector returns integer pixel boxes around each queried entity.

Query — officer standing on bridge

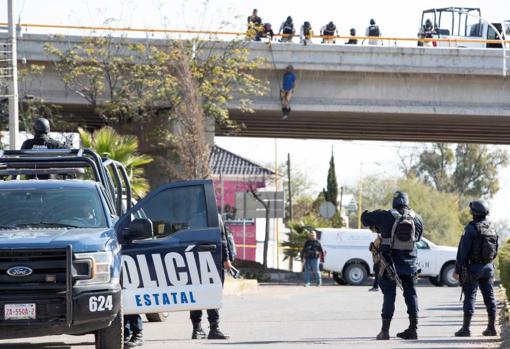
[21,117,68,150]
[361,191,423,340]
[363,19,382,45]
[453,200,498,337]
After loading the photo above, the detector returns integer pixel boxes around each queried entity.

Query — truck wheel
[332,272,347,285]
[146,312,169,322]
[429,276,443,287]
[344,263,368,286]
[441,263,459,287]
[95,311,123,349]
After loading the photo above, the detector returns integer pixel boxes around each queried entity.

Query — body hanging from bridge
[280,65,296,120]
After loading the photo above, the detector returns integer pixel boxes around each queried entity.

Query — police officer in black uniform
[21,118,67,150]
[190,216,233,340]
[361,191,424,340]
[453,200,498,337]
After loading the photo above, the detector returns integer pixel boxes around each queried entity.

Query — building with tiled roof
[209,145,274,177]
[210,145,283,268]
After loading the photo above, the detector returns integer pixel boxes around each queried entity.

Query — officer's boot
[376,319,391,340]
[124,332,143,348]
[396,317,418,340]
[454,314,472,337]
[482,314,497,336]
[208,321,230,340]
[191,321,207,340]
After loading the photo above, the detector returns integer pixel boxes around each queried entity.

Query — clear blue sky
[2,0,509,224]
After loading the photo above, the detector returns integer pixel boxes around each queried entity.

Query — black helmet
[392,191,409,209]
[304,21,311,27]
[287,16,292,22]
[350,28,356,35]
[33,117,50,134]
[370,19,376,25]
[469,200,489,217]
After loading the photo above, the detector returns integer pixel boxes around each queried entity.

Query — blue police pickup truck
[0,149,224,349]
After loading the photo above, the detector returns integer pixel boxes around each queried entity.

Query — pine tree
[326,152,339,207]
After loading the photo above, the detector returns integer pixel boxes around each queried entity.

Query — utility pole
[7,0,19,149]
[357,163,363,229]
[287,153,293,221]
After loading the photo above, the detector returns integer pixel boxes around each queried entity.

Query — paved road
[0,283,504,349]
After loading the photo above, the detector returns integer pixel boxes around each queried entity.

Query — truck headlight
[74,252,113,286]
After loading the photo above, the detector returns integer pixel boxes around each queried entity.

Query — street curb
[224,277,258,295]
[498,286,509,348]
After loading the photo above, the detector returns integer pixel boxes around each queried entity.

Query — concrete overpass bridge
[4,34,510,144]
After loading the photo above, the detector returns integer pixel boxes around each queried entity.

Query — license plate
[4,304,36,320]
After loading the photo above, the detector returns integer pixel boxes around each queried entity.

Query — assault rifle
[229,266,241,279]
[459,265,469,302]
[369,241,403,290]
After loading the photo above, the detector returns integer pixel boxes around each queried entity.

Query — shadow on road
[0,342,91,349]
[203,336,499,346]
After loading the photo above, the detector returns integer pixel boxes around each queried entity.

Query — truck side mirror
[122,218,153,243]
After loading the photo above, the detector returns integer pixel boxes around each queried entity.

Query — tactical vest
[368,25,380,36]
[389,209,416,251]
[323,24,336,35]
[283,22,294,34]
[469,221,498,264]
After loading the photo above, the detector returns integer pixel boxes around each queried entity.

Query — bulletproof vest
[303,25,311,37]
[469,221,498,264]
[368,25,380,36]
[283,22,294,33]
[389,209,416,251]
[324,24,336,35]
[22,135,67,150]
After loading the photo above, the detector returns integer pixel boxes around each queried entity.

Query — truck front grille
[0,248,70,322]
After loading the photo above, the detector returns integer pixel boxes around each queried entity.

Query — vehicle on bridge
[420,7,508,48]
[0,149,223,349]
[318,228,459,287]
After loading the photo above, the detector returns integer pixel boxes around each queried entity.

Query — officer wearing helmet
[361,191,423,340]
[21,118,68,150]
[453,200,498,337]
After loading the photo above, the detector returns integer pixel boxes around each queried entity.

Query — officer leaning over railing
[453,200,499,337]
[361,191,424,341]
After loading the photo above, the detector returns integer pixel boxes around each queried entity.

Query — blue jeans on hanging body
[304,257,321,285]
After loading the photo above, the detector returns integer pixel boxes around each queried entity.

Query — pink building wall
[213,178,265,262]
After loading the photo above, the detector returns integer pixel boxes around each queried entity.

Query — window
[416,240,429,250]
[0,187,108,229]
[132,185,208,238]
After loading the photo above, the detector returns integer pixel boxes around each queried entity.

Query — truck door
[416,239,436,275]
[118,180,223,315]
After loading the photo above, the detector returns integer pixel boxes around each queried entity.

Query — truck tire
[146,312,169,322]
[429,276,443,287]
[344,263,368,286]
[332,272,347,285]
[95,311,123,349]
[441,263,459,287]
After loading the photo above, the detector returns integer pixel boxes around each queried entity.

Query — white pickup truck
[318,228,459,287]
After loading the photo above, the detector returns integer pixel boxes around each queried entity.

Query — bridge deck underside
[221,110,510,144]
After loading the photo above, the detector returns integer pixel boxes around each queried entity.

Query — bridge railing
[1,22,509,47]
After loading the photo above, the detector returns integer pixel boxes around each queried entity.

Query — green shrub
[498,239,510,300]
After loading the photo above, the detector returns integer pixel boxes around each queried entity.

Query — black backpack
[470,221,498,263]
[368,25,380,36]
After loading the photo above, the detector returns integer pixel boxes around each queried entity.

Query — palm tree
[78,127,153,197]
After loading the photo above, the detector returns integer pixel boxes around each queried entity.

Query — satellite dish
[319,201,336,219]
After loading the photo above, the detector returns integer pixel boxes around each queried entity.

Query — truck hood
[0,228,114,252]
